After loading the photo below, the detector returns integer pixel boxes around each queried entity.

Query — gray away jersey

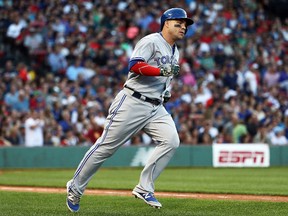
[124,33,179,99]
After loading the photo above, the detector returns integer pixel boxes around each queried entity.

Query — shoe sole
[132,191,162,209]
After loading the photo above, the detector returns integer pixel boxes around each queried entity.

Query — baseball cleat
[66,180,81,212]
[132,190,162,209]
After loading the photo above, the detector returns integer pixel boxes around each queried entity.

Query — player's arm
[129,59,161,76]
[129,59,180,77]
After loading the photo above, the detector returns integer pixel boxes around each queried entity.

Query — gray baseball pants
[69,88,180,196]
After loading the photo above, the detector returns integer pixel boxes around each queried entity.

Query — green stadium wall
[0,145,287,169]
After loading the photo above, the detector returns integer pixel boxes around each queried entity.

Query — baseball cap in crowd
[224,89,237,101]
[274,126,284,134]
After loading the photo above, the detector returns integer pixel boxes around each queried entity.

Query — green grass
[0,167,288,195]
[0,167,288,216]
[1,191,288,216]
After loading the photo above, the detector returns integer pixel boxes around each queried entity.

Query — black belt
[124,86,161,106]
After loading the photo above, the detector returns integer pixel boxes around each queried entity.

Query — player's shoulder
[140,33,162,43]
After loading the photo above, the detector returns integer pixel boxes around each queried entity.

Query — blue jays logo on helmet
[160,8,194,32]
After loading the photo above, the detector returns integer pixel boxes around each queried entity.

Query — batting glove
[160,64,180,77]
[163,90,171,103]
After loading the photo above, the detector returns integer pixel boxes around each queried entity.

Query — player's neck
[160,31,175,46]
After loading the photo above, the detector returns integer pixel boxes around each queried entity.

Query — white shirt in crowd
[270,130,288,146]
[271,135,288,146]
[24,117,45,147]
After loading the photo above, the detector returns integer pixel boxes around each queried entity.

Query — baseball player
[66,8,194,212]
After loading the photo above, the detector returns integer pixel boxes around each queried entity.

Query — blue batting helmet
[160,8,194,31]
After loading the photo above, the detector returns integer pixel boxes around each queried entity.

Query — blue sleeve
[128,58,145,71]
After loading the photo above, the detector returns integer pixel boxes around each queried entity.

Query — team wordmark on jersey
[154,55,178,66]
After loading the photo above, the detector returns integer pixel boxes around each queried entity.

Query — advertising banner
[213,144,270,167]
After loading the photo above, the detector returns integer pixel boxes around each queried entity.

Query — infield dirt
[1,186,288,202]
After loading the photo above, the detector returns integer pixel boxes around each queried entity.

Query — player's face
[167,20,187,40]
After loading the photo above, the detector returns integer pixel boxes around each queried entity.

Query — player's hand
[160,64,180,77]
[163,90,171,103]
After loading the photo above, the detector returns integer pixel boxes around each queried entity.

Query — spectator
[58,109,73,133]
[23,27,44,54]
[270,126,288,146]
[223,113,238,143]
[1,60,18,86]
[198,131,213,145]
[84,121,103,145]
[199,51,215,71]
[61,129,79,146]
[243,63,259,96]
[278,63,288,92]
[253,102,266,122]
[198,119,219,142]
[0,0,287,147]
[253,123,271,144]
[24,109,45,147]
[263,64,280,88]
[190,127,200,145]
[4,83,18,106]
[9,89,29,113]
[50,125,64,147]
[44,129,54,146]
[181,61,196,86]
[78,59,96,81]
[232,116,248,143]
[222,63,238,90]
[47,44,68,75]
[0,128,12,147]
[66,57,83,81]
[130,135,142,145]
[5,12,27,53]
[245,112,259,140]
[5,125,23,146]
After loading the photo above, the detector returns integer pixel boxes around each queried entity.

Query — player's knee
[167,134,180,149]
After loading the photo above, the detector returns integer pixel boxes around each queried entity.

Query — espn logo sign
[219,151,265,164]
[213,144,270,167]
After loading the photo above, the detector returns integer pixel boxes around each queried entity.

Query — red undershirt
[130,62,161,76]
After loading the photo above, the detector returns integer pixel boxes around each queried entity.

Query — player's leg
[132,107,179,208]
[66,90,154,212]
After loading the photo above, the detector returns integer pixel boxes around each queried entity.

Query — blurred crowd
[0,0,287,147]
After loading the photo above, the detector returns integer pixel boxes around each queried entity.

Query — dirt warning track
[1,186,288,202]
